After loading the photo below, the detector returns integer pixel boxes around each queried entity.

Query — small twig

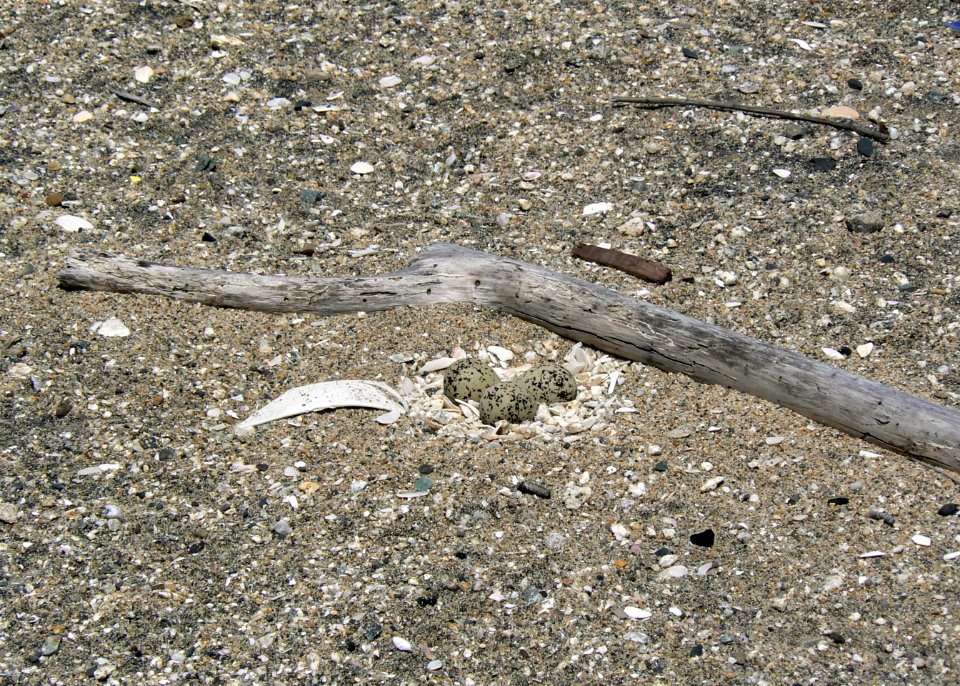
[612,95,890,143]
[572,244,672,284]
[108,87,161,111]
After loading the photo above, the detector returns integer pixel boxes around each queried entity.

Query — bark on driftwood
[57,243,960,474]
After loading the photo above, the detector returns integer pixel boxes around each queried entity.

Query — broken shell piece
[515,364,577,404]
[444,357,500,402]
[487,345,515,362]
[236,380,405,431]
[479,382,538,424]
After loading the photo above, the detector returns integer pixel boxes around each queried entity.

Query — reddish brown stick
[572,244,672,284]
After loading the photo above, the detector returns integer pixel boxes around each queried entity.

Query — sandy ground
[1,1,960,684]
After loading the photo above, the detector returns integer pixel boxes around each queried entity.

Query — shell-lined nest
[399,341,640,443]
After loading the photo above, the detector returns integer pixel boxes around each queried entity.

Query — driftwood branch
[612,95,891,143]
[57,243,960,474]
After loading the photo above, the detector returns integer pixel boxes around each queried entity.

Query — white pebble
[856,342,874,358]
[93,318,131,338]
[912,534,931,547]
[700,476,724,492]
[610,523,629,541]
[772,168,791,178]
[623,606,652,620]
[486,345,515,362]
[134,66,154,83]
[379,75,402,88]
[392,636,413,652]
[582,202,613,216]
[56,214,94,233]
[350,161,375,175]
[822,347,846,361]
[657,565,688,580]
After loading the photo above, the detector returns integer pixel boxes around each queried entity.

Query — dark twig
[572,244,672,284]
[612,95,890,143]
[108,87,161,110]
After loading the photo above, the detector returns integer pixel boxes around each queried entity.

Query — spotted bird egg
[515,364,578,404]
[443,357,500,402]
[479,382,538,425]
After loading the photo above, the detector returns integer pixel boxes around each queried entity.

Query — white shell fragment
[822,347,846,361]
[856,342,874,358]
[772,168,791,178]
[93,317,131,337]
[134,66,154,83]
[582,201,613,216]
[912,534,932,547]
[237,380,406,432]
[350,161,375,175]
[56,215,94,232]
[392,636,413,652]
[623,606,652,620]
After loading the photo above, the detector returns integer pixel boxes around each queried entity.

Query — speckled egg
[443,357,500,402]
[479,382,538,425]
[515,364,577,404]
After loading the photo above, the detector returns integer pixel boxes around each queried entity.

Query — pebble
[273,518,292,537]
[657,565,688,580]
[847,77,863,90]
[846,211,884,234]
[681,47,699,59]
[857,137,874,157]
[690,528,715,547]
[72,110,94,124]
[350,161,375,175]
[222,72,242,85]
[623,606,653,620]
[104,505,123,520]
[937,503,959,516]
[379,75,402,88]
[561,483,592,509]
[134,66,153,83]
[911,534,931,547]
[856,342,874,358]
[544,533,566,550]
[392,636,413,652]
[93,318,130,338]
[582,202,613,216]
[300,189,322,205]
[518,480,551,499]
[40,635,62,656]
[56,214,94,232]
[700,476,724,492]
[772,168,791,178]
[810,157,837,171]
[427,660,443,671]
[0,502,18,524]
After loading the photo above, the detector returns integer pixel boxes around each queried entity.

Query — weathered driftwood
[58,243,960,474]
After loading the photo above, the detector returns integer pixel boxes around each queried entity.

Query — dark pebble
[54,399,72,418]
[838,346,853,357]
[518,480,551,499]
[653,460,668,472]
[682,47,699,59]
[418,463,435,475]
[256,463,268,472]
[188,541,205,554]
[416,595,438,607]
[879,254,895,264]
[45,192,65,207]
[689,644,704,657]
[783,123,807,140]
[195,155,217,172]
[825,631,846,644]
[869,510,895,526]
[299,189,322,205]
[827,497,850,506]
[847,77,863,90]
[174,14,193,28]
[936,208,953,219]
[363,622,383,641]
[690,528,715,547]
[158,447,176,460]
[654,547,672,557]
[201,231,217,243]
[856,137,874,157]
[810,157,837,172]
[293,99,312,111]
[937,503,959,516]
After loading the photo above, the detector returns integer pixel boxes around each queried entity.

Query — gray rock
[846,211,884,233]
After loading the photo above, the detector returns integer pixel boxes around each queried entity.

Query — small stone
[134,66,153,83]
[54,398,72,418]
[912,534,931,547]
[857,137,874,157]
[821,105,860,120]
[379,75,402,88]
[40,635,61,656]
[823,575,844,592]
[681,47,699,59]
[273,518,292,537]
[653,459,668,472]
[736,82,759,94]
[827,497,850,506]
[427,659,443,671]
[94,318,130,338]
[350,161,375,175]
[0,503,18,524]
[544,532,566,550]
[173,14,193,28]
[414,476,433,492]
[690,528,715,547]
[299,189,322,205]
[562,483,592,510]
[618,217,646,236]
[392,636,413,652]
[45,193,65,207]
[846,211,884,234]
[623,606,653,620]
[900,81,916,97]
[856,342,874,358]
[222,72,242,85]
[847,77,863,90]
[937,503,959,516]
[657,565,688,580]
[700,476,724,492]
[783,123,807,139]
[72,110,94,124]
[583,201,613,216]
[104,504,123,520]
[772,168,791,178]
[56,214,94,232]
[265,97,291,109]
[810,157,837,172]
[518,199,532,211]
[518,480,551,498]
